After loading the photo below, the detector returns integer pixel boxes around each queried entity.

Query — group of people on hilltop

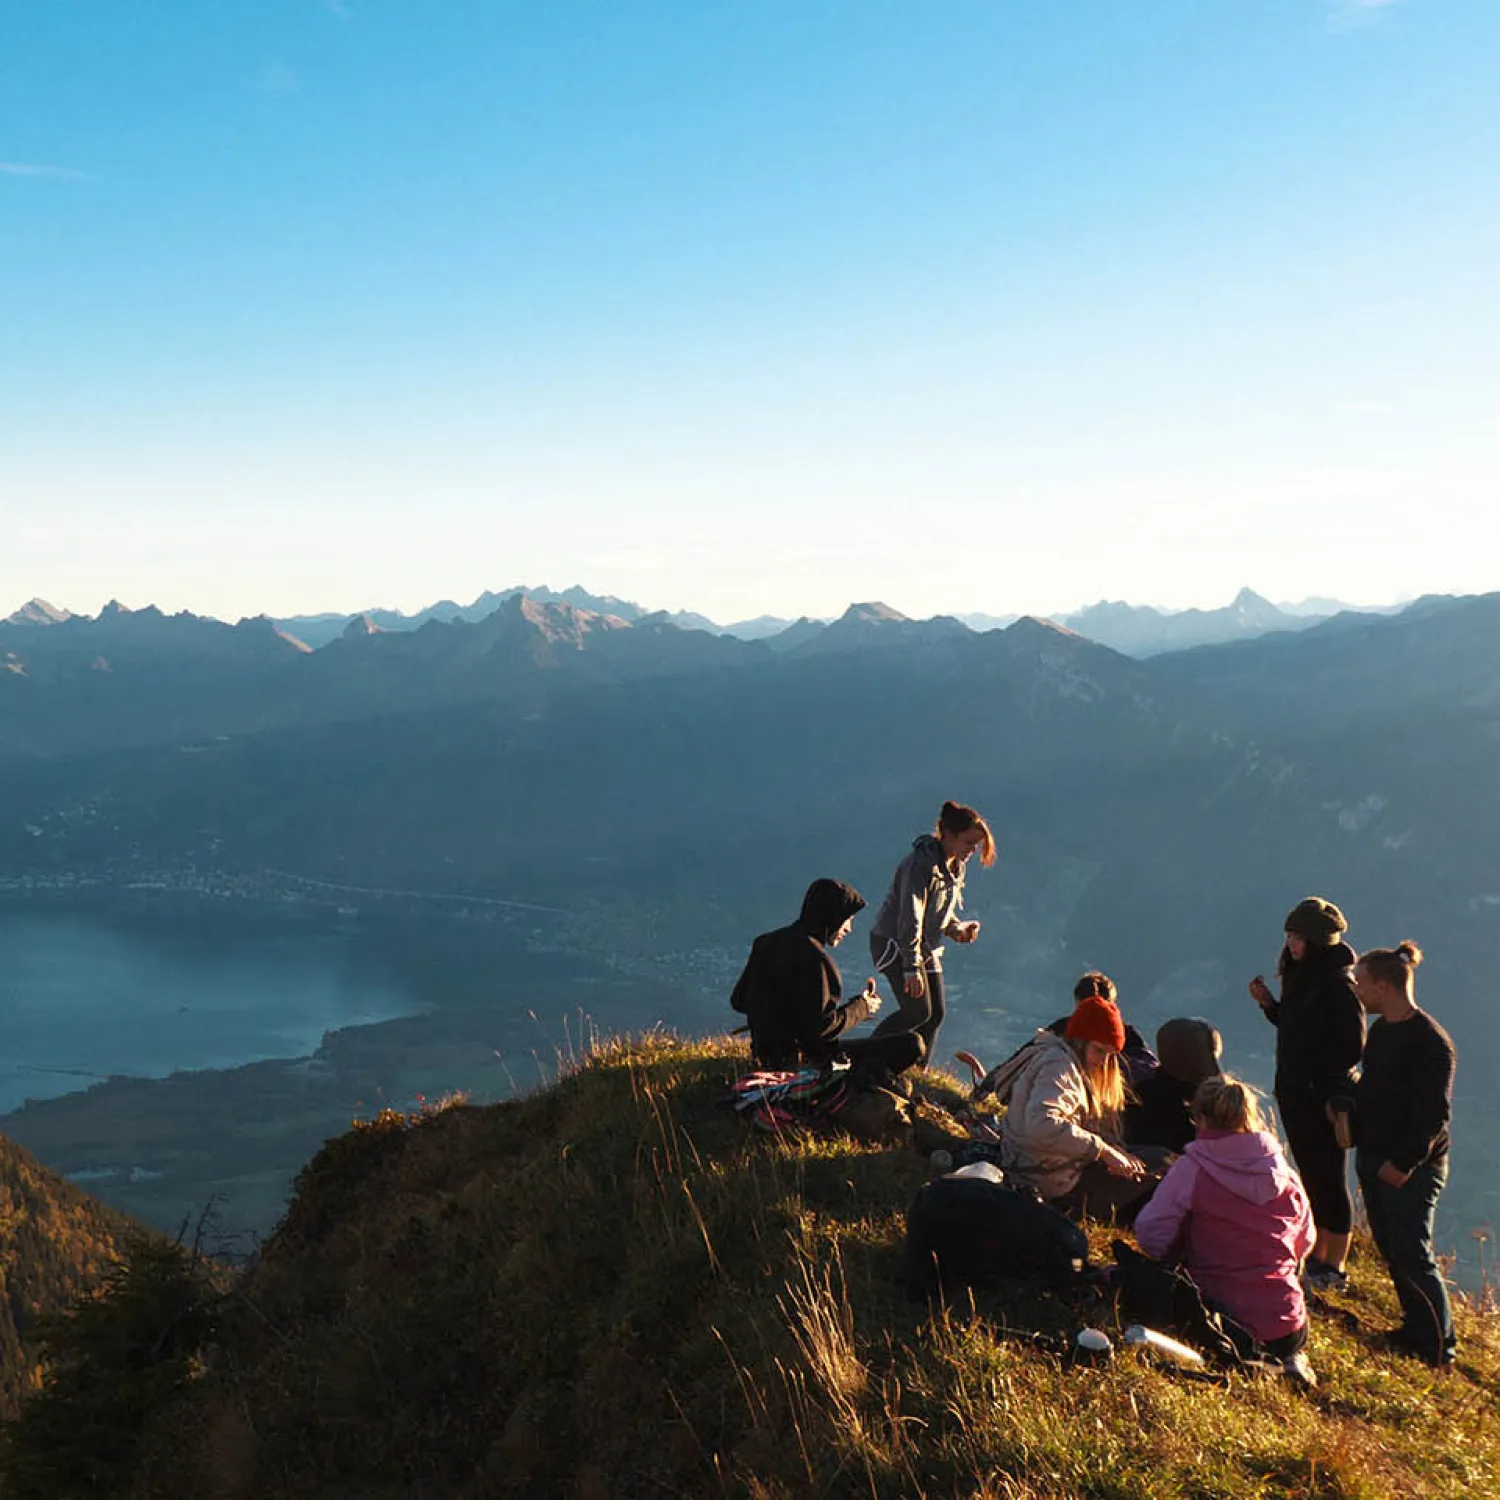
[729,800,1460,1380]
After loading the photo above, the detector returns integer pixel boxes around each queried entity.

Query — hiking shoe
[1376,1327,1456,1368]
[1279,1351,1318,1390]
[1304,1261,1350,1294]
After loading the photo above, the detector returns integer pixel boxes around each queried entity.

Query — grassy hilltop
[8,1034,1499,1498]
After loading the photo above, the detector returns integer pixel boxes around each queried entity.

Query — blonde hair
[1191,1074,1266,1135]
[1069,1038,1126,1124]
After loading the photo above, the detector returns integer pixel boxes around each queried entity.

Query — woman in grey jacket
[868,800,994,1057]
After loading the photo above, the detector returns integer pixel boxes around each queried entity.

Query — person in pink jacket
[1133,1074,1317,1385]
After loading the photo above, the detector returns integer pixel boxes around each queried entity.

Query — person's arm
[1133,1158,1196,1261]
[1249,975,1279,1025]
[892,854,929,975]
[1287,1172,1316,1264]
[729,955,754,1015]
[1322,975,1366,1090]
[1387,1026,1455,1175]
[786,949,868,1049]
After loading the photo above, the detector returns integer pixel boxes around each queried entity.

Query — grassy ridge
[16,1033,1500,1497]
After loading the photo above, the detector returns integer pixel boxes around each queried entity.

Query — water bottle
[1122,1324,1206,1368]
[1071,1328,1113,1366]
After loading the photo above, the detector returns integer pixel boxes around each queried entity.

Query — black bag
[904,1176,1089,1300]
[1110,1240,1247,1366]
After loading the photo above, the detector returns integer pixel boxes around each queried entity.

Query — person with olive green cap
[1249,897,1366,1290]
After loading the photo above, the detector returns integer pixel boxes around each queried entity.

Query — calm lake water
[0,903,423,1112]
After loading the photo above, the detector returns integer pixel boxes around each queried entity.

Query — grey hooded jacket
[868,833,969,976]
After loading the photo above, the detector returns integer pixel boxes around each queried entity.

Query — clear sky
[4,1,1497,625]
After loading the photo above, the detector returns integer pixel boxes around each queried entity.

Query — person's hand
[860,979,883,1017]
[1249,975,1274,1009]
[1101,1145,1147,1181]
[1377,1160,1411,1188]
[953,921,981,944]
[903,971,927,999]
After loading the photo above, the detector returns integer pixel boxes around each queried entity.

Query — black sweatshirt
[730,879,870,1068]
[1260,941,1366,1105]
[1353,1009,1456,1173]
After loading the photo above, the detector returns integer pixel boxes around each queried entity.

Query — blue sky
[3,1,1497,624]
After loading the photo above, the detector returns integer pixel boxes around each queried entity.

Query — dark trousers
[837,1032,926,1077]
[1278,1092,1353,1235]
[753,1032,925,1077]
[1208,1301,1308,1362]
[870,962,946,1059]
[1357,1153,1454,1364]
[1052,1145,1175,1226]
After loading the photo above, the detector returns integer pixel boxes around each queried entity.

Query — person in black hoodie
[731,879,924,1076]
[1249,896,1365,1290]
[1350,941,1457,1367]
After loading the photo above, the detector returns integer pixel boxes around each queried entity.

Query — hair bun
[1397,940,1424,968]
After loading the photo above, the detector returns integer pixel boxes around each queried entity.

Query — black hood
[797,879,866,944]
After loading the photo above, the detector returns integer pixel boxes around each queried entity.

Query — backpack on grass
[904,1175,1089,1300]
[823,1081,914,1145]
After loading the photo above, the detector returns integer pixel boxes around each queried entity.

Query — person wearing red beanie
[1065,995,1128,1054]
[989,991,1174,1223]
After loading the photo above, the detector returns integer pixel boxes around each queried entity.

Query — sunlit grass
[16,1029,1494,1498]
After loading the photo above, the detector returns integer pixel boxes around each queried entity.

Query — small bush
[0,1236,223,1499]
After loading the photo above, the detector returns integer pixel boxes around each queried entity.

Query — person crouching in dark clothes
[1124,1018,1224,1154]
[730,879,925,1078]
[1248,897,1365,1292]
[1349,941,1457,1367]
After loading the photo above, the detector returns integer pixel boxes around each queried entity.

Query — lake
[0,902,423,1113]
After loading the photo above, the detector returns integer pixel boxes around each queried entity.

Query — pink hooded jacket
[1133,1127,1315,1345]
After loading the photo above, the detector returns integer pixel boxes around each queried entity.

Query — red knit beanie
[1065,995,1127,1053]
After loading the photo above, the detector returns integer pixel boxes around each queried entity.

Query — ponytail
[1359,940,1423,990]
[936,800,997,868]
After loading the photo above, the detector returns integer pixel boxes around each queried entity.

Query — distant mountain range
[7,583,1393,660]
[1058,586,1408,657]
[2,580,1498,1237]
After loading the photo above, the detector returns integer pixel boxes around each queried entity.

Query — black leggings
[870,963,946,1059]
[1278,1093,1353,1235]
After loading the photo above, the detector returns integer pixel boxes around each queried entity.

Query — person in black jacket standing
[1249,897,1365,1290]
[731,878,922,1076]
[1350,941,1457,1367]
